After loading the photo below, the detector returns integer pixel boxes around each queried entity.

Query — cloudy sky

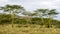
[0,0,60,20]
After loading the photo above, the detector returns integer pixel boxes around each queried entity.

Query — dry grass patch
[0,24,60,34]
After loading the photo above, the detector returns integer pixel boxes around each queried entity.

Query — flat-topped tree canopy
[34,9,59,18]
[22,11,37,16]
[0,4,25,14]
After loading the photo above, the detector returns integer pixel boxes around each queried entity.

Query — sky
[0,0,60,20]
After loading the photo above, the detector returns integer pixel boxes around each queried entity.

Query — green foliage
[0,4,25,28]
[0,4,60,28]
[0,13,60,28]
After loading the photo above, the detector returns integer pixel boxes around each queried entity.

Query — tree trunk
[48,18,51,28]
[41,16,44,27]
[11,12,14,28]
[11,15,13,28]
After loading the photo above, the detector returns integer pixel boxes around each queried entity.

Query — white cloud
[0,0,9,3]
[0,0,60,10]
[17,0,59,11]
[0,0,9,6]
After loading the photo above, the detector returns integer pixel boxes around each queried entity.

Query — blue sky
[0,0,60,20]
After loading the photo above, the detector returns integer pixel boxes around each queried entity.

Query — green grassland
[0,24,60,34]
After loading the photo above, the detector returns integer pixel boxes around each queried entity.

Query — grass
[0,24,60,34]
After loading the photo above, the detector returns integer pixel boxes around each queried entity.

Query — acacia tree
[22,11,33,24]
[34,9,58,28]
[22,11,39,24]
[46,9,59,28]
[0,4,25,28]
[34,9,48,26]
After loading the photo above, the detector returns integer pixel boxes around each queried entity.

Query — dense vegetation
[0,4,60,28]
[0,13,60,28]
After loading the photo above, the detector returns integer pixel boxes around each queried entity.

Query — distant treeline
[0,14,60,28]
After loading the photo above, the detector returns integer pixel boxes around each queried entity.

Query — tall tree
[34,9,48,26]
[0,4,25,28]
[22,11,32,24]
[34,9,58,28]
[22,11,38,24]
[47,9,58,28]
